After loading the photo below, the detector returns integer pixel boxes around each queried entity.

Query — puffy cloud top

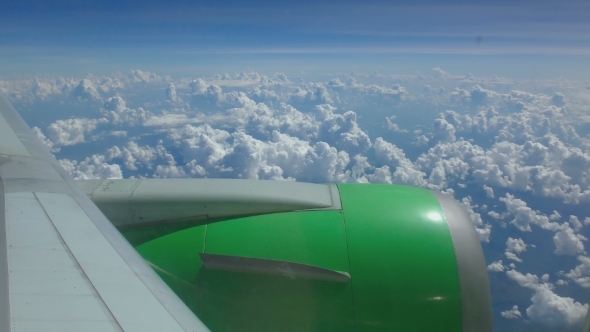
[72,79,100,101]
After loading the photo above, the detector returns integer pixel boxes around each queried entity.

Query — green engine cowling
[78,180,492,332]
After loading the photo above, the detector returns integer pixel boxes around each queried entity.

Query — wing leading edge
[0,95,210,331]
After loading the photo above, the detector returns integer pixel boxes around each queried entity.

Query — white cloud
[569,215,583,231]
[28,77,76,101]
[166,124,354,182]
[550,211,562,221]
[189,78,208,94]
[32,126,59,153]
[372,137,429,187]
[415,135,429,145]
[289,84,333,106]
[102,96,149,126]
[506,237,527,254]
[110,130,127,137]
[501,305,522,319]
[107,140,175,171]
[417,101,590,204]
[526,284,587,328]
[154,164,186,178]
[505,237,527,262]
[483,185,494,198]
[431,67,452,79]
[431,117,456,143]
[500,193,561,232]
[71,79,101,101]
[487,260,505,272]
[552,93,565,107]
[166,83,181,103]
[505,252,523,263]
[315,105,372,155]
[128,69,163,84]
[554,226,587,256]
[506,269,588,328]
[385,115,408,133]
[59,155,122,180]
[46,118,108,146]
[565,256,590,288]
[507,269,541,288]
[229,101,318,141]
[460,196,492,242]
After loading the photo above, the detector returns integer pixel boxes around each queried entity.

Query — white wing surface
[0,95,210,331]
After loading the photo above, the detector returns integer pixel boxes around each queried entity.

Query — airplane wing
[0,95,210,331]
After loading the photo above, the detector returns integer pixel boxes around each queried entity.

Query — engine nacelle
[78,180,492,332]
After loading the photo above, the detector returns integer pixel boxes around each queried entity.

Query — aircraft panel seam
[335,184,357,332]
[34,192,188,332]
[33,192,124,332]
[0,174,10,332]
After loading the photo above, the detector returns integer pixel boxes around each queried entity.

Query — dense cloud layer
[3,68,590,330]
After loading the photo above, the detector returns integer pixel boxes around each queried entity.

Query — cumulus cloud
[554,226,587,256]
[565,256,590,288]
[165,124,354,182]
[505,237,527,262]
[506,269,588,328]
[128,69,163,84]
[483,185,494,198]
[385,115,408,133]
[59,155,122,180]
[556,279,568,286]
[315,105,371,155]
[526,284,587,328]
[71,79,101,101]
[500,193,561,232]
[289,84,333,106]
[487,260,505,272]
[107,140,175,171]
[46,118,108,146]
[569,215,584,231]
[460,196,492,242]
[413,100,590,204]
[28,77,76,101]
[431,67,452,79]
[501,305,522,319]
[507,237,527,254]
[505,252,523,263]
[431,117,456,143]
[552,93,565,107]
[166,83,180,103]
[189,78,208,94]
[32,126,59,152]
[372,137,429,187]
[102,96,149,126]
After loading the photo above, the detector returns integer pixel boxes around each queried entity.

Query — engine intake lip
[432,191,493,332]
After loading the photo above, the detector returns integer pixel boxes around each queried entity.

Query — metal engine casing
[79,180,492,332]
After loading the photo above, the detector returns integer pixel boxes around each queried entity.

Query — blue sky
[1,0,589,78]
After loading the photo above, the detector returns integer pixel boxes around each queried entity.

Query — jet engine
[77,179,492,332]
